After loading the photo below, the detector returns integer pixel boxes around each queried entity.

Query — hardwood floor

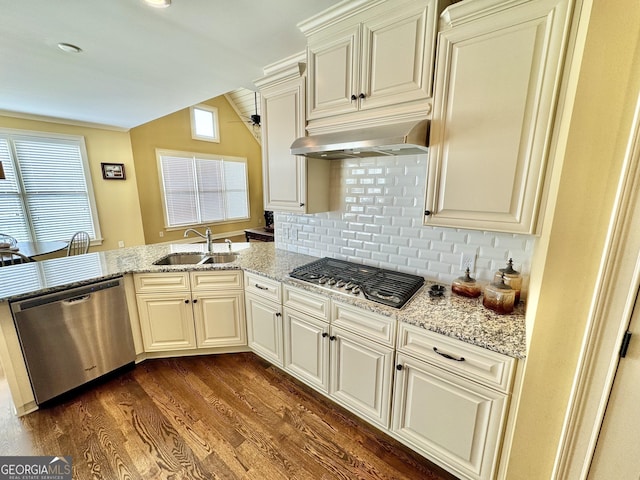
[0,353,459,480]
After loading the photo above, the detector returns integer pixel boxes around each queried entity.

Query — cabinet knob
[275,312,282,317]
[396,364,404,371]
[424,210,432,216]
[184,299,190,304]
[300,203,305,207]
[322,332,329,338]
[329,335,336,341]
[350,94,357,102]
[192,299,198,304]
[358,93,366,100]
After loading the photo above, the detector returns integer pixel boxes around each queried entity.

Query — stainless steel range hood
[290,120,429,160]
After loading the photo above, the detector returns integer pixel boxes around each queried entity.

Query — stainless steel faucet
[224,239,232,251]
[184,227,213,253]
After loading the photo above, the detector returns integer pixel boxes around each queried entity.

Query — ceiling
[0,0,340,130]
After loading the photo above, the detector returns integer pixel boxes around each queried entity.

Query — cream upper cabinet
[424,0,571,234]
[256,55,330,214]
[301,0,445,129]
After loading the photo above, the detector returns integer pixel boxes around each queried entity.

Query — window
[0,129,101,243]
[190,104,220,142]
[157,149,249,228]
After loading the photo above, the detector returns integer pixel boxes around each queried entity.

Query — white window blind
[0,131,100,243]
[157,150,249,228]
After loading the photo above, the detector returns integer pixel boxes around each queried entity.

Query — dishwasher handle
[62,294,91,306]
[10,277,123,312]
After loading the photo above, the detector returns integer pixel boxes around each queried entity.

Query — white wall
[275,154,536,291]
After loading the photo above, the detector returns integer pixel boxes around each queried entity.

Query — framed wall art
[101,163,126,180]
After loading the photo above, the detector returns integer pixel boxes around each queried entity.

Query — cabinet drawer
[283,284,330,322]
[190,271,243,291]
[397,323,516,393]
[331,301,395,347]
[244,272,282,302]
[134,272,190,293]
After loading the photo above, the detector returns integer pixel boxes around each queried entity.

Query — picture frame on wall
[101,163,126,180]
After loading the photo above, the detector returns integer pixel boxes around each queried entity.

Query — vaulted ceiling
[0,0,339,129]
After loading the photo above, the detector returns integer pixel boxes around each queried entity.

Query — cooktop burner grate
[289,257,424,308]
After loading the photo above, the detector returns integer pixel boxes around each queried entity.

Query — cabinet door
[425,0,570,233]
[192,292,246,348]
[329,326,394,428]
[307,24,360,120]
[360,1,437,111]
[136,294,196,352]
[392,353,507,480]
[245,293,283,367]
[261,77,308,213]
[283,308,329,393]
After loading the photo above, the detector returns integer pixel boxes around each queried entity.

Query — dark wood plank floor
[0,353,459,480]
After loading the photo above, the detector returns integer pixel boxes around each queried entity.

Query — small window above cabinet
[300,0,449,131]
[255,53,330,214]
[424,0,572,234]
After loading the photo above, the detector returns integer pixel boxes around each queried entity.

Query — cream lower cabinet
[391,323,516,480]
[283,309,329,392]
[136,292,197,351]
[329,325,394,429]
[424,0,571,234]
[134,271,245,353]
[245,272,284,366]
[283,284,331,392]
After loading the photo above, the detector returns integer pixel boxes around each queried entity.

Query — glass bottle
[495,258,522,304]
[452,268,481,298]
[483,274,516,314]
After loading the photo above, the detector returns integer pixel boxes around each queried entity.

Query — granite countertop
[0,242,526,358]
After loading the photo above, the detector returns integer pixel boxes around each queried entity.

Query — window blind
[0,132,99,242]
[158,150,249,228]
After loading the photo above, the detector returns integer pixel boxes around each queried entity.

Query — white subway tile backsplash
[275,154,535,285]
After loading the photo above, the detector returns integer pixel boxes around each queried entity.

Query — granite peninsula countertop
[0,242,526,359]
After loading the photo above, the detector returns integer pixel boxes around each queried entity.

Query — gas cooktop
[289,257,425,309]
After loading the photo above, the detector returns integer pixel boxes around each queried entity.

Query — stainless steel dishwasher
[10,277,135,405]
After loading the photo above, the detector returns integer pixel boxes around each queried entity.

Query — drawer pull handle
[433,347,465,362]
[255,284,268,291]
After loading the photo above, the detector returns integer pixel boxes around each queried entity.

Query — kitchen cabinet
[424,0,571,234]
[191,271,246,349]
[300,0,445,131]
[329,325,394,429]
[255,54,330,214]
[283,285,331,392]
[329,300,396,428]
[391,323,516,480]
[283,286,395,428]
[244,272,284,366]
[134,271,245,353]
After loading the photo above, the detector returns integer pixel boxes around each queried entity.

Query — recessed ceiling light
[144,0,171,8]
[57,43,82,53]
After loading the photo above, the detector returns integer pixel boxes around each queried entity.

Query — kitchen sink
[153,252,239,266]
[201,253,239,264]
